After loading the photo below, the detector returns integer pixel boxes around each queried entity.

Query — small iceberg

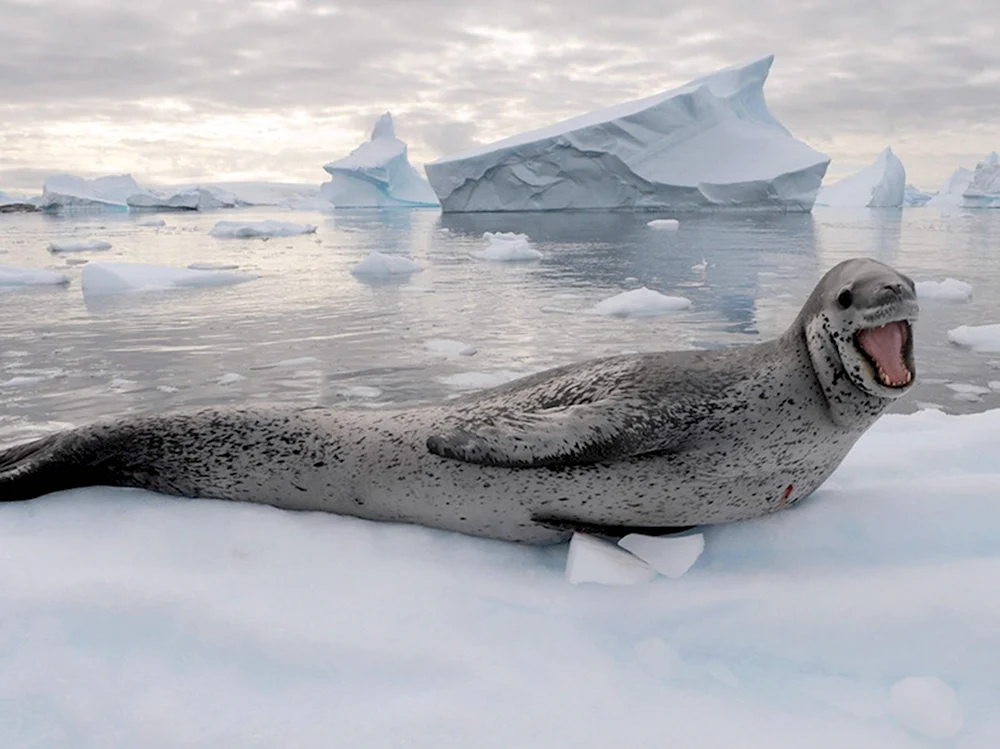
[593,287,692,317]
[209,220,317,238]
[471,232,542,262]
[0,266,71,287]
[647,219,679,230]
[424,339,477,357]
[961,152,1000,208]
[47,239,112,253]
[350,252,423,277]
[81,262,257,293]
[914,279,973,302]
[815,146,906,207]
[947,323,1000,352]
[320,112,439,208]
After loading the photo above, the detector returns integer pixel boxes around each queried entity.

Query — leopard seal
[0,257,917,544]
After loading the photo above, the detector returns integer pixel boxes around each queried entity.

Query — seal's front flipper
[532,513,694,540]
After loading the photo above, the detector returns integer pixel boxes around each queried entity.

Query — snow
[593,287,693,317]
[902,184,932,206]
[321,112,439,208]
[424,339,477,356]
[350,252,423,277]
[914,278,973,302]
[0,407,998,746]
[425,56,830,212]
[947,324,1000,352]
[815,146,906,208]
[565,533,656,585]
[188,262,240,271]
[887,677,964,739]
[47,239,112,253]
[471,232,543,261]
[647,219,680,230]
[80,262,257,293]
[128,185,239,211]
[0,266,71,287]
[209,220,317,238]
[961,152,1000,208]
[618,533,706,578]
[38,173,142,210]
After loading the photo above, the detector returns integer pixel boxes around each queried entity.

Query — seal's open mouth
[855,320,913,388]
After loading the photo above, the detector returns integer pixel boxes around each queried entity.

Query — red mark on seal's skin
[779,484,795,508]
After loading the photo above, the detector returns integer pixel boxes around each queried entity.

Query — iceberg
[127,185,240,211]
[0,266,71,287]
[815,147,906,207]
[47,239,112,253]
[425,56,829,213]
[81,262,257,293]
[961,152,1000,208]
[38,173,142,211]
[471,232,543,261]
[320,113,439,208]
[209,220,317,238]
[925,154,997,207]
[902,184,932,206]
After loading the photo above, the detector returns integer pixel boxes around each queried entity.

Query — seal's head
[799,258,918,401]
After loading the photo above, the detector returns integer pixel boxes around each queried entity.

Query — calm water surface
[2,206,999,444]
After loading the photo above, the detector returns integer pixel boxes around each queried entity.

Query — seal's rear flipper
[532,513,694,540]
[0,434,96,501]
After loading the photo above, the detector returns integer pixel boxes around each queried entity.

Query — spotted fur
[0,258,918,544]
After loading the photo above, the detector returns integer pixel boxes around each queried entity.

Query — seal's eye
[837,289,853,309]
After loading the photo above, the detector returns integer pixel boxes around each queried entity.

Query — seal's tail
[0,432,106,501]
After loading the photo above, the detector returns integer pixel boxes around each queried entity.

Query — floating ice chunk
[39,173,141,210]
[815,146,906,207]
[274,356,320,368]
[947,324,1000,352]
[471,232,542,262]
[216,373,246,386]
[647,219,679,230]
[903,184,933,206]
[0,375,47,387]
[63,258,89,266]
[47,239,112,253]
[108,377,137,391]
[344,385,383,399]
[188,262,240,271]
[138,218,167,227]
[618,533,705,578]
[426,56,829,212]
[0,266,71,286]
[565,533,656,586]
[691,258,710,272]
[209,220,317,238]
[424,339,477,356]
[946,383,991,395]
[81,262,257,293]
[321,112,439,208]
[156,385,180,393]
[887,676,964,739]
[593,287,692,317]
[350,252,423,277]
[438,370,527,389]
[914,278,972,302]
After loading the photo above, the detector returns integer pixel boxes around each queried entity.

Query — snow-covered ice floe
[593,287,692,317]
[425,55,829,212]
[423,339,477,357]
[0,266,70,287]
[815,146,905,208]
[914,278,973,302]
[947,323,1000,352]
[647,219,680,230]
[471,232,543,261]
[350,252,423,277]
[209,220,317,238]
[47,239,112,253]
[81,262,257,293]
[38,173,142,211]
[0,407,998,745]
[320,112,439,208]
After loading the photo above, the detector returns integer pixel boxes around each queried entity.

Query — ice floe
[0,266,71,287]
[350,252,423,277]
[947,324,1000,352]
[47,239,112,253]
[81,262,257,293]
[209,220,317,238]
[593,287,692,317]
[913,278,972,302]
[471,232,543,261]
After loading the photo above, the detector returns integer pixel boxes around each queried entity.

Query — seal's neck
[788,316,892,429]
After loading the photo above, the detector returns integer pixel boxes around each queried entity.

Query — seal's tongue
[857,321,910,386]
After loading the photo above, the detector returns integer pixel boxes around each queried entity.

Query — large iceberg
[38,173,142,211]
[320,113,439,208]
[127,185,240,211]
[926,153,997,207]
[961,152,1000,208]
[424,56,829,213]
[814,147,906,208]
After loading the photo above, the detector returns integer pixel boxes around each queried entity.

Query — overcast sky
[1,0,997,194]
